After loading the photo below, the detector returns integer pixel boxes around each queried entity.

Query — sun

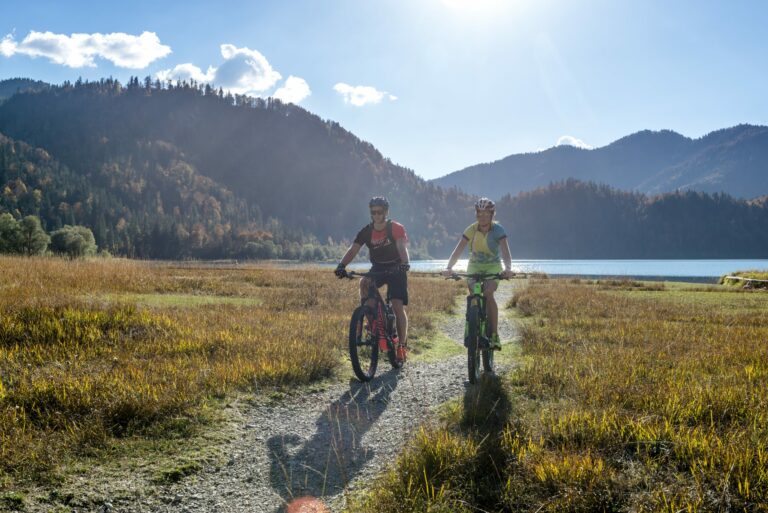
[441,0,508,10]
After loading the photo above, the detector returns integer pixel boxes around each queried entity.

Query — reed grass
[0,256,461,486]
[354,278,768,512]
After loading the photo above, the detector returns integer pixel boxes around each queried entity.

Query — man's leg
[391,299,407,347]
[359,278,376,308]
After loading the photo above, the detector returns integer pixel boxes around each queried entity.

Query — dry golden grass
[0,256,460,485]
[355,279,768,513]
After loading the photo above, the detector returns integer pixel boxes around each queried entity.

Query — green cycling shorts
[466,261,503,283]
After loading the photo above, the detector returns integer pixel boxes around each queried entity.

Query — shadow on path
[267,368,400,511]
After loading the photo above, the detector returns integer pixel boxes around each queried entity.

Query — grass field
[0,256,462,489]
[351,278,768,513]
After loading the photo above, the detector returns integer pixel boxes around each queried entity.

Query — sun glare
[441,0,508,11]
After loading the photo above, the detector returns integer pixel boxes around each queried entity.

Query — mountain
[2,78,766,260]
[0,78,473,258]
[433,125,768,199]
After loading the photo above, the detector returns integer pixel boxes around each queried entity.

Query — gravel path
[65,281,522,513]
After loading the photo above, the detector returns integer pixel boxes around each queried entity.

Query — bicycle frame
[448,272,505,384]
[348,271,398,350]
[345,270,404,381]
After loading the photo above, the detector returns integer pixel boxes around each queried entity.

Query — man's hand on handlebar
[334,263,348,279]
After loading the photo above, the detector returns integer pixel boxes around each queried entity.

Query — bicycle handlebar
[446,272,507,281]
[344,269,404,279]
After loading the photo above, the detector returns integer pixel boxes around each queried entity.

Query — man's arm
[396,238,409,265]
[339,243,362,266]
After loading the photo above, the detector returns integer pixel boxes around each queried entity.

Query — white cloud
[0,31,171,68]
[273,75,311,104]
[1,34,16,57]
[556,135,593,149]
[333,82,396,107]
[156,44,286,97]
[156,63,215,84]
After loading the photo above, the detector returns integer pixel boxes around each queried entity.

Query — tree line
[0,213,97,257]
[495,179,768,258]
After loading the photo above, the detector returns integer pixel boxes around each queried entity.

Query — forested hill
[495,179,768,258]
[0,78,50,101]
[434,125,768,200]
[0,78,473,258]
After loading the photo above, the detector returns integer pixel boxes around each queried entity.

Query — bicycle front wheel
[349,305,379,382]
[466,303,481,384]
[482,340,494,375]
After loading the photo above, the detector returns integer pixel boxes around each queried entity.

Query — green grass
[354,279,768,513]
[108,292,263,308]
[0,256,461,493]
[720,270,768,289]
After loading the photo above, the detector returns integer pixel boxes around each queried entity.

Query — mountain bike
[344,270,406,382]
[447,272,510,384]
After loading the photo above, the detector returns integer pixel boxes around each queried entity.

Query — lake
[343,259,768,282]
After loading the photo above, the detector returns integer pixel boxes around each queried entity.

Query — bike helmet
[475,197,495,211]
[369,196,390,209]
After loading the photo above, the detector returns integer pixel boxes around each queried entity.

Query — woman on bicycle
[335,196,411,350]
[442,197,513,350]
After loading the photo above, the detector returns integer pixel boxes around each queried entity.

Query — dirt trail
[70,281,522,513]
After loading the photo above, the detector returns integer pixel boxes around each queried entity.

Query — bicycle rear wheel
[466,303,481,384]
[349,305,379,382]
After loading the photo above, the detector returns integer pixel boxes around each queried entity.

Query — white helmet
[474,197,495,211]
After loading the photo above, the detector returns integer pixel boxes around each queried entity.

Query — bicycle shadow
[266,368,400,511]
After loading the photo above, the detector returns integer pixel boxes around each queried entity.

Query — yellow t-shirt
[463,222,508,264]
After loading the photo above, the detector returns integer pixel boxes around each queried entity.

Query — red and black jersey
[354,220,408,265]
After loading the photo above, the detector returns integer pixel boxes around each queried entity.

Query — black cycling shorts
[371,264,409,306]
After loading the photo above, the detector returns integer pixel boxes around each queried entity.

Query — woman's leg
[483,280,499,337]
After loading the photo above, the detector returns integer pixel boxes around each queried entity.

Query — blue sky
[1,0,767,179]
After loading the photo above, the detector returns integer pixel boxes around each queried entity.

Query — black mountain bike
[448,272,509,384]
[345,270,406,382]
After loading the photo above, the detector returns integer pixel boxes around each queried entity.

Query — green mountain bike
[345,270,406,382]
[448,272,509,384]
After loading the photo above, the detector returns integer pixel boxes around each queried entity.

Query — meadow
[0,256,462,488]
[352,278,768,512]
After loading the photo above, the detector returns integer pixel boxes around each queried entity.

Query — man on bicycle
[441,197,513,350]
[335,196,411,350]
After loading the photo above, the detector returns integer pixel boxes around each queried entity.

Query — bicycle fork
[464,295,488,348]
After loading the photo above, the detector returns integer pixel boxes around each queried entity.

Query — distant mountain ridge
[2,77,767,259]
[433,125,768,199]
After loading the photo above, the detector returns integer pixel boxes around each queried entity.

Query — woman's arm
[500,237,513,277]
[443,237,468,274]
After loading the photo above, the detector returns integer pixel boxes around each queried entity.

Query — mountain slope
[0,78,50,101]
[433,125,768,199]
[0,79,474,256]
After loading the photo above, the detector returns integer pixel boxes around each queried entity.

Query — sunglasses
[370,209,386,215]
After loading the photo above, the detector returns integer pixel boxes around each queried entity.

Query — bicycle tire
[466,303,481,384]
[349,305,379,382]
[482,335,494,375]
